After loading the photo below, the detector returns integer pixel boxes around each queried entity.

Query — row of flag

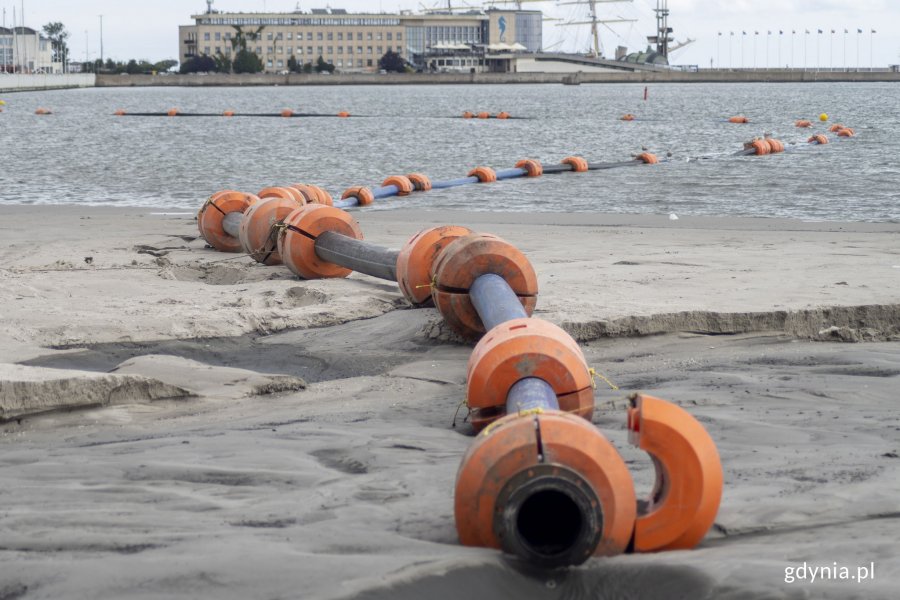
[718,30,876,35]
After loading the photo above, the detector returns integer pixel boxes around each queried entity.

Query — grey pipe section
[313,230,400,282]
[506,378,560,414]
[222,211,243,238]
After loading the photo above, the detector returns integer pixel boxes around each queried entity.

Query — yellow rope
[589,368,619,391]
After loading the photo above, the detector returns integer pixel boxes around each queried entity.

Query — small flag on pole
[857,28,863,34]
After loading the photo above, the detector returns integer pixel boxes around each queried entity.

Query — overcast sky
[3,1,896,68]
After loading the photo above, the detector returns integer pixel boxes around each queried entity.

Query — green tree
[287,55,299,72]
[42,22,70,72]
[233,50,263,74]
[180,55,216,74]
[125,59,140,74]
[378,50,405,73]
[302,61,313,73]
[153,59,178,73]
[213,52,232,73]
[315,56,335,73]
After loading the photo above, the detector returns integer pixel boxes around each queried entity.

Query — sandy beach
[1,205,899,599]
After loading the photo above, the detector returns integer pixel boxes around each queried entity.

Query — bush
[180,55,216,74]
[378,50,406,73]
[315,56,335,73]
[233,49,264,74]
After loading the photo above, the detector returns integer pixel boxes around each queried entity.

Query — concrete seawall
[0,73,96,93]
[96,70,900,87]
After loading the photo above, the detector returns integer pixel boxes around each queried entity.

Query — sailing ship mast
[557,0,635,59]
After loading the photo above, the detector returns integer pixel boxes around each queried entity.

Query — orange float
[396,225,473,307]
[468,166,497,183]
[795,119,812,128]
[431,233,538,339]
[197,191,259,252]
[477,112,490,119]
[341,186,375,206]
[454,410,637,565]
[749,139,770,156]
[466,318,594,430]
[114,109,126,116]
[223,110,235,117]
[515,159,543,177]
[381,175,414,196]
[238,197,301,265]
[728,116,749,123]
[290,184,333,206]
[463,111,475,119]
[497,111,511,119]
[628,394,723,552]
[257,186,305,202]
[277,204,363,279]
[837,127,855,137]
[34,107,52,115]
[829,123,845,132]
[167,108,178,117]
[281,108,294,117]
[407,172,432,192]
[562,156,589,172]
[636,152,659,164]
[765,138,785,153]
[621,113,636,121]
[337,111,351,118]
[808,134,829,145]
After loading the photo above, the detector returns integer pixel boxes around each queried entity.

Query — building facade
[178,7,541,73]
[0,27,59,73]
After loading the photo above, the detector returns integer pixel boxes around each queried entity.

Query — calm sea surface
[1,83,897,221]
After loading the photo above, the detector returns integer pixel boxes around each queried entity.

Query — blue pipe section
[470,273,559,414]
[373,185,400,199]
[506,378,560,414]
[496,167,528,181]
[470,273,528,332]
[432,176,481,190]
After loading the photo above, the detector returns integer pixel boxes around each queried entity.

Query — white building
[0,26,60,73]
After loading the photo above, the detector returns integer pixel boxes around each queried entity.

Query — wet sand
[1,206,899,599]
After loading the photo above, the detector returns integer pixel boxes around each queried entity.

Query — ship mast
[557,0,635,59]
[649,0,670,58]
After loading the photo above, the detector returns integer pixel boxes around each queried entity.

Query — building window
[367,32,373,41]
[256,46,262,54]
[307,32,313,40]
[267,60,273,67]
[337,59,343,67]
[267,46,273,54]
[327,32,333,40]
[347,46,353,54]
[317,46,323,55]
[357,46,363,55]
[357,32,363,41]
[338,32,343,41]
[377,46,383,54]
[387,32,392,41]
[377,33,382,41]
[367,59,373,67]
[397,32,402,41]
[327,46,333,55]
[215,32,221,41]
[277,60,283,67]
[338,46,343,54]
[307,46,313,54]
[204,32,210,40]
[358,59,363,67]
[317,32,323,41]
[287,32,293,40]
[267,32,273,40]
[204,46,210,54]
[277,46,283,54]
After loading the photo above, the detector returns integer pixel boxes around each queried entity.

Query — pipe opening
[515,489,583,558]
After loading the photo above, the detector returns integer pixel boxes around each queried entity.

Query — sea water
[0,82,897,221]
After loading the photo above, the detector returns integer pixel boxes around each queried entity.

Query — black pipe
[314,231,399,282]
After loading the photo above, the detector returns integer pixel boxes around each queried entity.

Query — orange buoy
[35,107,52,115]
[197,191,260,252]
[728,116,749,124]
[496,111,511,119]
[431,233,538,339]
[468,166,497,183]
[477,112,490,119]
[463,111,475,119]
[765,138,785,154]
[515,159,543,177]
[406,172,432,192]
[337,111,351,118]
[621,113,636,121]
[291,184,333,206]
[381,175,414,196]
[278,204,363,279]
[837,127,855,137]
[257,186,305,203]
[749,139,770,156]
[628,394,723,552]
[341,186,375,206]
[795,119,812,128]
[223,110,235,117]
[454,411,637,562]
[396,225,473,306]
[808,134,829,145]
[114,109,126,116]
[561,156,589,172]
[167,108,179,117]
[238,197,302,265]
[636,152,659,164]
[829,123,845,132]
[281,108,294,118]
[466,318,594,431]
